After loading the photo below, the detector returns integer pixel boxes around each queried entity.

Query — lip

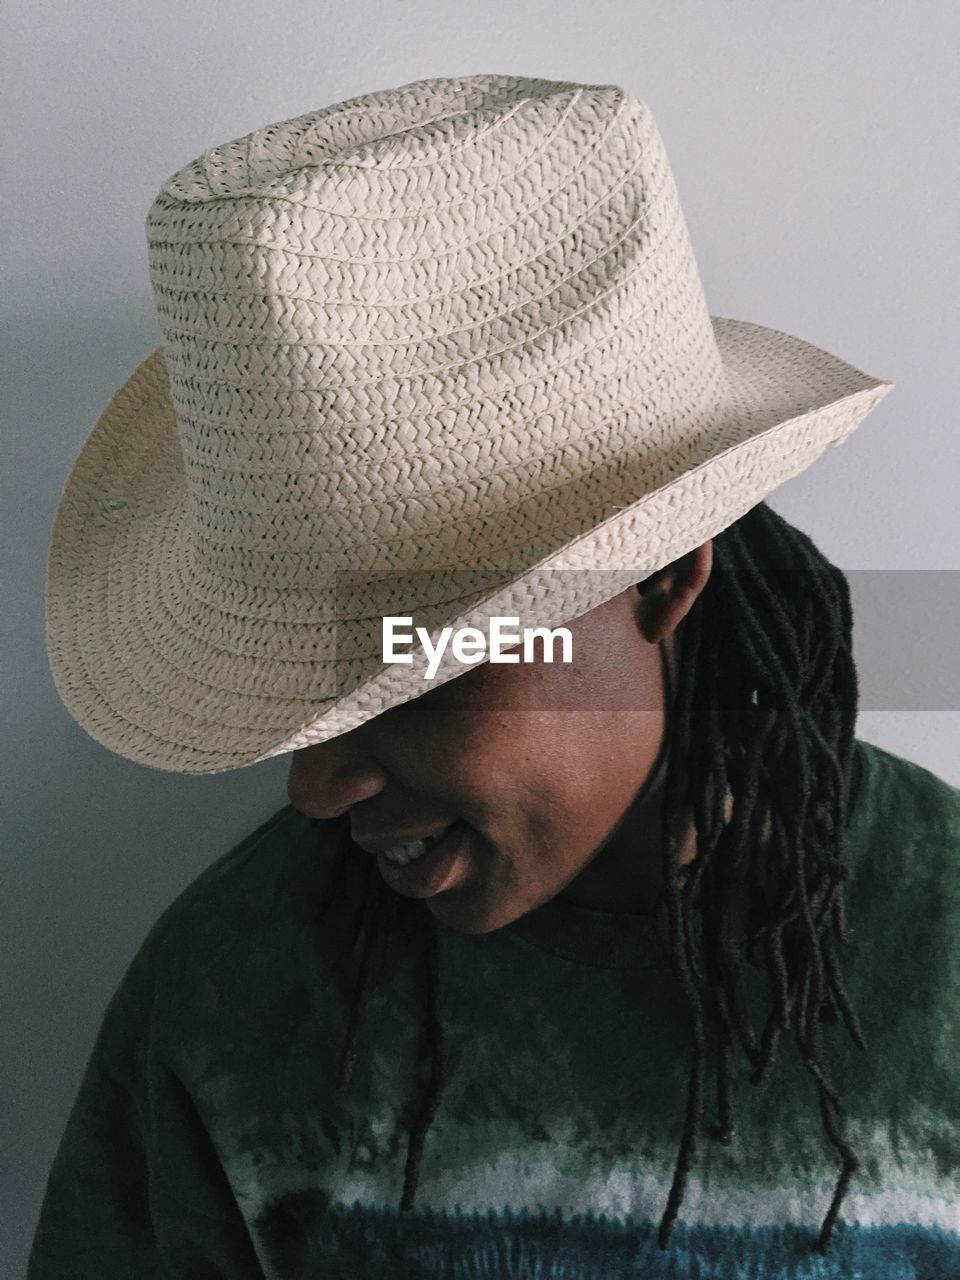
[351,821,457,855]
[375,819,470,899]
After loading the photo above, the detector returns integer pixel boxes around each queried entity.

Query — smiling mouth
[380,826,455,865]
[375,820,471,898]
[352,820,458,858]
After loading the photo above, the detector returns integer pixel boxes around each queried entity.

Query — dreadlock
[330,498,868,1257]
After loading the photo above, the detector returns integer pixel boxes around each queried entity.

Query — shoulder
[848,736,960,868]
[70,807,359,1090]
[852,736,960,823]
[127,806,359,997]
[847,735,960,900]
[848,737,960,884]
[843,738,960,1065]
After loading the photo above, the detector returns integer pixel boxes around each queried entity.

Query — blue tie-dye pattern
[252,1188,960,1280]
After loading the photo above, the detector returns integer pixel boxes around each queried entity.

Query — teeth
[381,824,454,866]
[383,838,430,866]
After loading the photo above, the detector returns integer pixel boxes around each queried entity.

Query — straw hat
[44,74,893,775]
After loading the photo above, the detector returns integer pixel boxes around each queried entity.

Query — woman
[31,75,960,1277]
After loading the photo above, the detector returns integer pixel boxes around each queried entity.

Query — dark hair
[330,498,866,1257]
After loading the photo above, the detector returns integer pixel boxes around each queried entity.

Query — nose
[286,734,389,821]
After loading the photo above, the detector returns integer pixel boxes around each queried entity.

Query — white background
[3,1,958,1272]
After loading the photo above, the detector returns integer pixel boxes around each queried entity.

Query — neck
[556,740,701,916]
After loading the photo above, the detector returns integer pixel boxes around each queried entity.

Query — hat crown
[145,75,730,590]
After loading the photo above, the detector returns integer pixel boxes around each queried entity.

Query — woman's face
[287,545,712,935]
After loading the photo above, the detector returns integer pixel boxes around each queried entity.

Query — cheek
[494,778,607,879]
[511,743,645,866]
[406,713,638,869]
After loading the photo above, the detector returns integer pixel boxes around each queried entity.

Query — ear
[634,540,713,645]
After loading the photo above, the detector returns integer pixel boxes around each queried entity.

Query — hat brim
[45,316,892,775]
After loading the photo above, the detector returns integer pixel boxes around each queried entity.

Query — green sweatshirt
[28,738,960,1278]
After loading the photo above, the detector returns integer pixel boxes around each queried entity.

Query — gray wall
[4,1,958,1272]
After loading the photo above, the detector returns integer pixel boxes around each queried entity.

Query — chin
[425,884,543,937]
[425,893,516,937]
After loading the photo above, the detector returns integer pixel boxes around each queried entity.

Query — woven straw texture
[45,74,893,774]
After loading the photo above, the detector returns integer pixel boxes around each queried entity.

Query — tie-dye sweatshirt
[28,738,960,1278]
